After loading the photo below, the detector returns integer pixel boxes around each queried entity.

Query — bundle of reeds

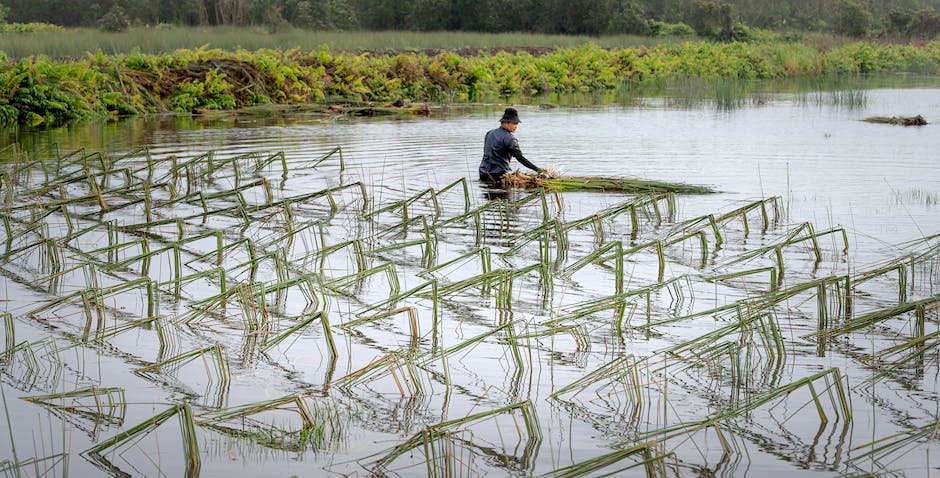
[862,115,928,126]
[501,169,715,194]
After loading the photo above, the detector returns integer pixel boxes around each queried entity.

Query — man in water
[479,107,543,186]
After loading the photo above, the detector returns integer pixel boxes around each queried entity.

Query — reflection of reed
[0,453,69,478]
[366,400,541,476]
[197,395,348,453]
[83,403,200,478]
[23,386,127,438]
[1,338,63,393]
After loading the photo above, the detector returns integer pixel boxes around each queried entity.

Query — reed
[341,306,420,349]
[366,400,539,473]
[542,441,670,478]
[849,420,940,466]
[501,171,716,194]
[83,403,200,476]
[1,313,13,351]
[809,294,940,341]
[135,344,231,392]
[0,454,69,477]
[23,386,127,434]
[0,27,672,58]
[2,139,939,475]
[196,394,344,451]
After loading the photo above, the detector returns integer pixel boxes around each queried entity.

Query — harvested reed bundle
[863,115,927,126]
[501,170,715,194]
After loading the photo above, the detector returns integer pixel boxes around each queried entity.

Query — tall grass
[0,26,675,58]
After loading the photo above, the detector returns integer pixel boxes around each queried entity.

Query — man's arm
[508,137,541,172]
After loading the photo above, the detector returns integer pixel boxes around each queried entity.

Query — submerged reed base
[501,169,716,194]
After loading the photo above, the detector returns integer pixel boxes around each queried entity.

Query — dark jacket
[479,126,539,179]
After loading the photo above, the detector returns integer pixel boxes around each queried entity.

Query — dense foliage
[2,0,940,39]
[1,40,939,127]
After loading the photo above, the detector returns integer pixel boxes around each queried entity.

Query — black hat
[500,107,521,124]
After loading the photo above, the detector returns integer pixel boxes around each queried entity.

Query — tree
[604,0,647,34]
[403,0,452,31]
[834,0,873,37]
[911,7,940,38]
[99,5,131,32]
[690,0,734,40]
[886,8,913,35]
[352,0,407,30]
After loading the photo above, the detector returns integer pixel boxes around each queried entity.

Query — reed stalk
[367,400,538,472]
[135,344,231,391]
[2,313,13,352]
[848,420,940,465]
[84,403,200,474]
[541,441,669,478]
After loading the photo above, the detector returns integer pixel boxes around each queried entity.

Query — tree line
[4,0,940,39]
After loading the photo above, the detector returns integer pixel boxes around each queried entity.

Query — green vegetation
[0,39,939,127]
[0,23,63,33]
[0,27,678,58]
[3,0,939,40]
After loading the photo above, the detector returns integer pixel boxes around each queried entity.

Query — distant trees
[3,0,939,39]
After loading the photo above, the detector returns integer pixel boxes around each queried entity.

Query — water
[0,84,939,477]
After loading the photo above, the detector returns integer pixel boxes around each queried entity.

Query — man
[479,107,543,185]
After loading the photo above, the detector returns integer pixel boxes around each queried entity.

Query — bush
[99,5,130,33]
[0,23,64,33]
[645,20,695,37]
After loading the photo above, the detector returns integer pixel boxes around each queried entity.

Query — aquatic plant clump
[501,170,716,194]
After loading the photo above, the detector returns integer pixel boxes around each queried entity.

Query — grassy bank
[1,38,939,127]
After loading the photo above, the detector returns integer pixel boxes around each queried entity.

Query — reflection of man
[479,107,543,185]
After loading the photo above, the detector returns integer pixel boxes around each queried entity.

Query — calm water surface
[1,86,938,477]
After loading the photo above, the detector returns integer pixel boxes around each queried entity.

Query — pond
[0,82,938,477]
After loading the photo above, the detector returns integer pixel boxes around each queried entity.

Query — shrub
[646,20,695,37]
[0,23,64,33]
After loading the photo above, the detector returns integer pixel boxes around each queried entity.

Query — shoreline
[1,40,939,128]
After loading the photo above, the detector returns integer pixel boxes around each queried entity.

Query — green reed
[84,403,200,475]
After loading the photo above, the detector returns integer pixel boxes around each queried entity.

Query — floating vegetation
[0,141,938,477]
[501,170,716,194]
